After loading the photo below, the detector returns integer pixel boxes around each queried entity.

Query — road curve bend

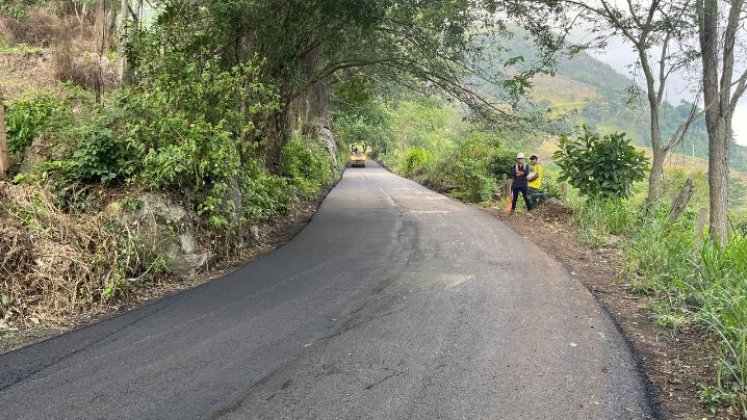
[0,160,656,419]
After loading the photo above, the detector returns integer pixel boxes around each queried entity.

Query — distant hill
[470,30,747,172]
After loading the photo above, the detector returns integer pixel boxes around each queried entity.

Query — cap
[516,153,525,159]
[530,154,538,160]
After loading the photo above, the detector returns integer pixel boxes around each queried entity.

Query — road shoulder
[483,205,714,419]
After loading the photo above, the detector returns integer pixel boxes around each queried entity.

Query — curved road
[0,161,656,419]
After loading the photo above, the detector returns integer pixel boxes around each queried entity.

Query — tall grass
[693,235,747,413]
[574,198,638,249]
[625,208,697,300]
[568,183,747,413]
[609,201,747,414]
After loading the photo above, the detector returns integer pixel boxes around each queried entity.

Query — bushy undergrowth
[387,135,507,203]
[2,39,339,331]
[445,136,500,202]
[5,94,72,155]
[575,194,747,414]
[0,183,166,327]
[240,170,293,223]
[280,136,335,200]
[574,198,638,249]
[399,147,433,177]
[23,54,331,235]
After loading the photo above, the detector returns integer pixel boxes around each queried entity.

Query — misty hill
[472,31,747,172]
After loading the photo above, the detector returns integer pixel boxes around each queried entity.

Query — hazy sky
[578,33,747,146]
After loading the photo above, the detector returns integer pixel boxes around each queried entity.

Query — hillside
[0,5,344,336]
[472,31,747,172]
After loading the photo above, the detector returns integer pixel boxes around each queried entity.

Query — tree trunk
[0,88,9,177]
[119,0,130,83]
[698,0,736,246]
[264,107,291,175]
[645,79,664,207]
[647,143,664,207]
[136,0,143,29]
[96,0,107,104]
[707,119,730,245]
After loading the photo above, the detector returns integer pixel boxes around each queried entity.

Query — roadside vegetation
[3,0,747,417]
[0,0,565,339]
[0,2,342,333]
[577,189,747,415]
[0,81,338,327]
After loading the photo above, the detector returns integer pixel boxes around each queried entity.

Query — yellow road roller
[348,145,367,168]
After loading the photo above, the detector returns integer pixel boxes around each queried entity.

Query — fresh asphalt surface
[0,160,656,419]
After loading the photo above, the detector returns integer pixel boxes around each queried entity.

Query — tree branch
[663,95,704,154]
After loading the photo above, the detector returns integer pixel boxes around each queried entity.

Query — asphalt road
[0,160,657,419]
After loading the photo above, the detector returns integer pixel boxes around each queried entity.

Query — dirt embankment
[486,205,719,419]
[0,187,326,354]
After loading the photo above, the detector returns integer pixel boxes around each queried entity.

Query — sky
[578,34,747,146]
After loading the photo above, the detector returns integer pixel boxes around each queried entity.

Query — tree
[561,0,701,206]
[118,0,143,83]
[696,0,747,245]
[553,126,648,199]
[132,0,565,174]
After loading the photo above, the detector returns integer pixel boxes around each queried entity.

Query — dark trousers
[528,187,545,207]
[511,186,532,211]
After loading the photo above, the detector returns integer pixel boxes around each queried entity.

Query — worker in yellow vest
[528,155,544,207]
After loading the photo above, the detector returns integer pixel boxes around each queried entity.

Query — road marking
[409,210,450,214]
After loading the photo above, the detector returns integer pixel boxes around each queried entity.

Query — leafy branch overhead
[131,0,568,165]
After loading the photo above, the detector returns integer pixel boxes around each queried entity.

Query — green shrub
[451,168,496,202]
[280,136,335,200]
[554,126,648,199]
[542,177,563,200]
[0,0,36,19]
[5,95,68,154]
[59,52,276,226]
[447,140,499,203]
[241,170,293,222]
[65,123,140,184]
[486,149,520,179]
[400,147,432,175]
[140,118,240,191]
